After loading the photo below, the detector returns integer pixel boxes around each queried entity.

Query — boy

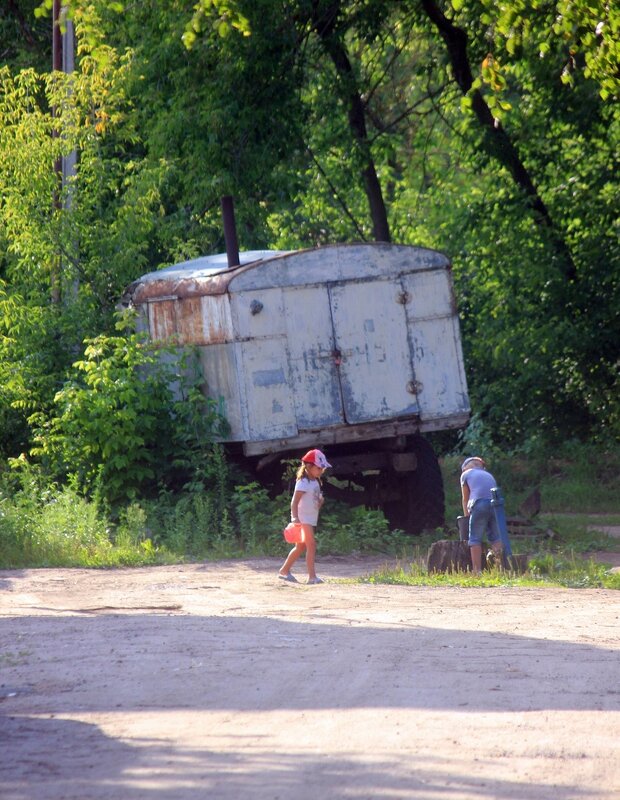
[460,456,503,575]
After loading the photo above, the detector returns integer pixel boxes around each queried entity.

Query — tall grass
[365,556,620,590]
[1,442,618,572]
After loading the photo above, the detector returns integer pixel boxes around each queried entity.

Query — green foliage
[27,314,229,506]
[0,0,618,490]
[2,440,619,572]
[231,482,285,553]
[0,462,168,567]
[320,505,411,555]
[0,52,162,305]
[169,372,231,495]
[366,556,620,589]
[93,0,307,258]
[29,320,174,503]
[480,0,620,101]
[0,1,50,73]
[182,0,251,48]
[139,491,238,559]
[0,45,168,457]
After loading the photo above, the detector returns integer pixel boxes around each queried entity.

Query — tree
[305,1,392,241]
[0,36,166,455]
[484,0,620,102]
[3,0,618,455]
[419,0,578,280]
[0,0,51,72]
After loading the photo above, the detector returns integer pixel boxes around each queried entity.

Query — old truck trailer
[121,241,470,533]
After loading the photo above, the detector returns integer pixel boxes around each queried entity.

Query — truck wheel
[382,436,445,535]
[253,458,291,499]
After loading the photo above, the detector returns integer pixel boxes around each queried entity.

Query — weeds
[365,554,620,590]
[1,441,619,587]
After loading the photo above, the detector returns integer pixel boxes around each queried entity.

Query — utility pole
[51,1,76,305]
[51,0,62,304]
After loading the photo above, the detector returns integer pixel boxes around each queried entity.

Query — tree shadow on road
[1,612,617,800]
[0,613,617,715]
[0,714,604,800]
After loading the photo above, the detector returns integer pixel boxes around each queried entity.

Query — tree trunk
[311,2,391,242]
[420,0,577,281]
[6,0,37,47]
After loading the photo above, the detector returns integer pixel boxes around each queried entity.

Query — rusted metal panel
[148,299,177,342]
[147,294,234,346]
[196,295,234,345]
[173,296,204,344]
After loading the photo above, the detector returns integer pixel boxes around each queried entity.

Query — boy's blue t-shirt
[460,467,497,508]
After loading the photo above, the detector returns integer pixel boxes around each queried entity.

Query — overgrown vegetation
[2,437,619,594]
[366,555,620,590]
[363,441,620,590]
[0,2,618,584]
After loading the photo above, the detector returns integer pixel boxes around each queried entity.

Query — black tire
[381,435,445,534]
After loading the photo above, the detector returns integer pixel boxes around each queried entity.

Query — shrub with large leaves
[29,316,229,506]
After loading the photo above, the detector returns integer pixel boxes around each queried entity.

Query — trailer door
[283,286,345,429]
[329,278,419,423]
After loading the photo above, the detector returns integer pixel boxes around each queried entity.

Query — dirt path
[1,557,619,800]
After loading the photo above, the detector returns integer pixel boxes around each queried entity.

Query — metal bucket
[457,515,469,542]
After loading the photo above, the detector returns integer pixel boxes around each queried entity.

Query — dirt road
[1,557,619,800]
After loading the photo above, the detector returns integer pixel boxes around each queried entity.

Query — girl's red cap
[301,449,331,468]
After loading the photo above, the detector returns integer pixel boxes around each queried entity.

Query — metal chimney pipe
[220,195,240,268]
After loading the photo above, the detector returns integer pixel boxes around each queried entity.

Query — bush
[29,314,229,508]
[2,440,618,571]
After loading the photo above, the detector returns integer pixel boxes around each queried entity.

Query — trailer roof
[121,243,450,305]
[139,250,291,282]
[120,250,292,305]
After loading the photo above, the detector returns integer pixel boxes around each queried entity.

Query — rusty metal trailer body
[122,242,470,532]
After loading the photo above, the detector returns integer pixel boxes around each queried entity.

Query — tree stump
[427,540,473,573]
[427,540,530,574]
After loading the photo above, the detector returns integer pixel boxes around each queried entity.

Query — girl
[278,448,331,585]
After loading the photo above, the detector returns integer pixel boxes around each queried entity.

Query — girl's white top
[293,477,322,526]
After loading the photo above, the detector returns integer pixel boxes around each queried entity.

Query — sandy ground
[1,556,619,800]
